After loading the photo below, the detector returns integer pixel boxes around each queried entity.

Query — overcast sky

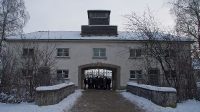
[23,0,173,33]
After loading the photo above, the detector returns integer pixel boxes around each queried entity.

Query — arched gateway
[78,63,120,90]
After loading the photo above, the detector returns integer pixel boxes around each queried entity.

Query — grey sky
[23,0,173,33]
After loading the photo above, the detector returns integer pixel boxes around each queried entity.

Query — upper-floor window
[130,49,141,58]
[130,70,142,79]
[57,70,68,78]
[23,48,34,56]
[93,48,106,57]
[57,48,69,57]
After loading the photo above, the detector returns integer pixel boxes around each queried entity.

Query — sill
[129,57,143,59]
[92,57,107,59]
[129,78,137,80]
[129,78,142,80]
[57,78,69,80]
[55,56,70,59]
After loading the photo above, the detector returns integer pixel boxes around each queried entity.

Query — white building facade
[6,10,193,90]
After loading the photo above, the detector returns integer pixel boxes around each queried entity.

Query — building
[5,10,193,90]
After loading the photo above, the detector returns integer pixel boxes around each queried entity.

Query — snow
[121,92,200,112]
[127,82,176,92]
[0,90,82,112]
[0,89,200,112]
[36,82,74,91]
[6,31,193,41]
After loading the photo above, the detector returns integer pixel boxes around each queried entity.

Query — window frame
[93,48,106,57]
[22,48,34,56]
[130,49,142,58]
[91,13,107,18]
[164,49,175,57]
[56,48,69,57]
[130,70,142,79]
[165,70,176,79]
[56,70,69,79]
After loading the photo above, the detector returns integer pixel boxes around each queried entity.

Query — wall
[6,39,192,89]
[35,82,74,106]
[126,82,177,108]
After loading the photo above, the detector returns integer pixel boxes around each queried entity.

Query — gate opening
[83,69,112,90]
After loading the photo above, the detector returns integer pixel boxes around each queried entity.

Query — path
[69,89,145,112]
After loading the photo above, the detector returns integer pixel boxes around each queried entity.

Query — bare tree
[124,9,195,102]
[0,0,29,93]
[1,32,59,102]
[0,0,29,39]
[169,0,199,40]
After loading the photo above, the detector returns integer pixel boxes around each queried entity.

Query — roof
[87,10,111,12]
[6,31,194,42]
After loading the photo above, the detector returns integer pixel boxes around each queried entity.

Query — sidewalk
[69,89,145,112]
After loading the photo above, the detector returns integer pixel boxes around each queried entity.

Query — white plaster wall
[6,40,192,87]
[53,41,144,87]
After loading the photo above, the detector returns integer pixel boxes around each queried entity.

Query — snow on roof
[36,82,74,91]
[6,31,193,42]
[127,82,176,92]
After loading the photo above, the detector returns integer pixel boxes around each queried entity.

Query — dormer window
[91,13,106,18]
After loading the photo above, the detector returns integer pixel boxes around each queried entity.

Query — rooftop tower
[81,10,118,37]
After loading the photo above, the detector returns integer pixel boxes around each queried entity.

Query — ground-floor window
[130,70,142,79]
[149,69,159,86]
[57,70,68,78]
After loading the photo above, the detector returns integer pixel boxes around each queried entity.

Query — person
[99,76,103,90]
[103,77,107,90]
[89,77,93,89]
[107,78,111,90]
[84,77,87,89]
[95,76,100,89]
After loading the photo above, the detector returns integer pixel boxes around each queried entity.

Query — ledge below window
[129,57,143,59]
[55,56,70,59]
[92,57,107,59]
[57,78,70,80]
[129,78,137,80]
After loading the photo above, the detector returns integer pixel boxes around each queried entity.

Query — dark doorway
[78,63,120,90]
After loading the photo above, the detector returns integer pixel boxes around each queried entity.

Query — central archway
[78,62,120,90]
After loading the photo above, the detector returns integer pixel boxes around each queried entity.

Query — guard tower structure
[81,10,118,37]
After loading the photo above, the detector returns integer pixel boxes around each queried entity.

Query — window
[57,48,69,57]
[130,70,142,79]
[164,49,175,57]
[149,69,159,86]
[57,70,68,78]
[165,70,176,79]
[22,69,33,76]
[149,70,158,75]
[23,48,34,56]
[91,13,106,18]
[130,49,141,58]
[93,48,106,57]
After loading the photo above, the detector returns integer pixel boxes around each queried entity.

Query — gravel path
[69,89,145,112]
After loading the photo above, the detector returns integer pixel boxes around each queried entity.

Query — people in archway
[99,76,103,90]
[103,77,107,90]
[95,76,100,89]
[89,77,93,89]
[107,78,111,90]
[93,77,96,89]
[84,77,88,89]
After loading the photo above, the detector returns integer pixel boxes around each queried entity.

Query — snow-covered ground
[0,90,82,112]
[0,89,200,112]
[121,91,200,112]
